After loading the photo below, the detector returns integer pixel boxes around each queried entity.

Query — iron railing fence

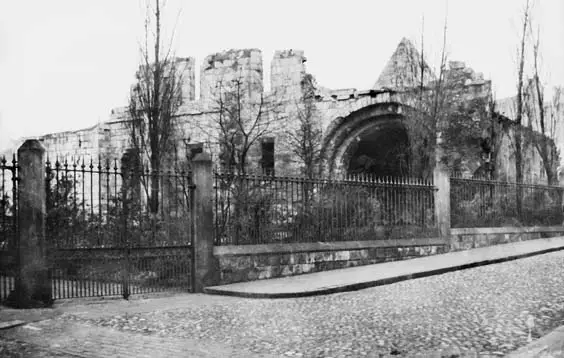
[214,172,437,245]
[450,175,564,228]
[0,155,17,301]
[45,158,194,299]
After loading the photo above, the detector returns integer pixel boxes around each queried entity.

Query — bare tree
[399,14,450,180]
[208,74,281,175]
[402,13,498,180]
[127,0,184,214]
[527,20,560,184]
[511,0,530,220]
[500,0,530,221]
[286,74,322,179]
[200,72,283,244]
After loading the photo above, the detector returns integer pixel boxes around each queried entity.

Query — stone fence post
[191,153,219,292]
[13,139,52,307]
[434,164,451,245]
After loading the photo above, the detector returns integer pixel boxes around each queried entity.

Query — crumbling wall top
[273,49,306,61]
[202,48,262,70]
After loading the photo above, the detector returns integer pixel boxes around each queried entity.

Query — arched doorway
[320,102,415,178]
[345,123,410,176]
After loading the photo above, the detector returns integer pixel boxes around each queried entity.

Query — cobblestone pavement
[0,319,277,358]
[51,250,564,357]
[2,250,564,357]
[0,338,68,358]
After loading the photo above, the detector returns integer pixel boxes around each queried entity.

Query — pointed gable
[373,37,435,90]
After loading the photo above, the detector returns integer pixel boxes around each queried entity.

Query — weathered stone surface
[217,243,447,284]
[373,37,435,90]
[449,229,564,252]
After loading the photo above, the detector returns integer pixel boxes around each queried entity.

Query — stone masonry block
[281,265,292,276]
[333,251,350,261]
[258,268,272,280]
[349,249,369,261]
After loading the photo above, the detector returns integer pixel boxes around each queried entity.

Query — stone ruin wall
[16,45,558,184]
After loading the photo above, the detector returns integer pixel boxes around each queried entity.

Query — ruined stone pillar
[13,140,52,307]
[191,153,219,292]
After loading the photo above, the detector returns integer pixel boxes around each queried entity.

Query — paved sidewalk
[205,236,564,298]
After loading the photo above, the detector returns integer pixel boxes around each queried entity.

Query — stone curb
[0,320,27,330]
[204,245,564,299]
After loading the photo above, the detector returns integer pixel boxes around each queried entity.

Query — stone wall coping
[451,226,564,235]
[214,238,446,256]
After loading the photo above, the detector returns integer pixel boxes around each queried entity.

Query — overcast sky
[1,0,563,150]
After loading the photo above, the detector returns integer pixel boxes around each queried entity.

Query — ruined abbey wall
[14,40,557,185]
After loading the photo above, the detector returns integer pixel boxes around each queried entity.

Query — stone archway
[320,102,414,178]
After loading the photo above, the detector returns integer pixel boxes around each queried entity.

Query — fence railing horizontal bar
[215,173,434,187]
[51,245,193,252]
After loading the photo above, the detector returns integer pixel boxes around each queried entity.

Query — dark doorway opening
[347,124,410,177]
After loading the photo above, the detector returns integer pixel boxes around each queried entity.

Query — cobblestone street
[28,250,562,357]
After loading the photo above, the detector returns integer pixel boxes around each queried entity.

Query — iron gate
[46,158,195,299]
[0,155,17,301]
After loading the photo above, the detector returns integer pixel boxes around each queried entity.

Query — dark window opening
[261,138,275,176]
[188,143,203,160]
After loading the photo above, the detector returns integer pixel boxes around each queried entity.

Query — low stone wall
[214,239,447,285]
[450,226,564,251]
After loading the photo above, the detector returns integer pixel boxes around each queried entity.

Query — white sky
[1,0,563,150]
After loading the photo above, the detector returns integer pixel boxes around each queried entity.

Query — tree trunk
[514,0,529,223]
[514,130,523,221]
[149,154,160,214]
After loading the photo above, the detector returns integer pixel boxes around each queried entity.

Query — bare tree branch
[127,0,184,213]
